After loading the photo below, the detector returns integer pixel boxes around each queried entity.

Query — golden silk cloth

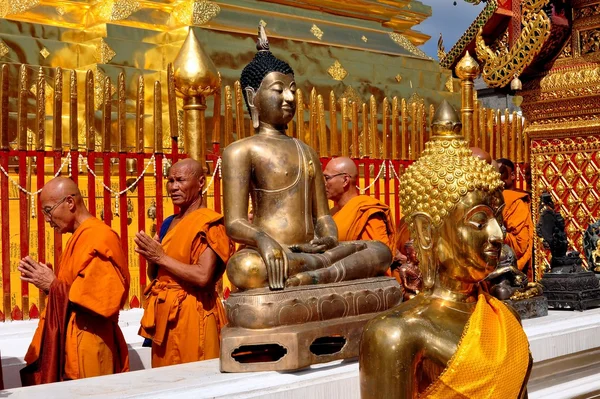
[423,293,531,399]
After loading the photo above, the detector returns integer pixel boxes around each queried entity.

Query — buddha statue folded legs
[360,99,532,399]
[219,26,400,372]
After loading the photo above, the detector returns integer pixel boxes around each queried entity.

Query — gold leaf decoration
[40,47,50,59]
[395,74,402,83]
[191,0,220,25]
[407,92,425,108]
[56,6,65,15]
[94,39,117,64]
[0,41,9,57]
[327,60,347,81]
[310,24,324,40]
[0,0,39,17]
[340,85,362,105]
[96,0,140,21]
[29,82,54,103]
[171,0,219,26]
[388,32,431,59]
[445,76,454,92]
[93,68,116,109]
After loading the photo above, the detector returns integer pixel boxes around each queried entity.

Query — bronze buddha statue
[359,100,531,398]
[221,26,391,291]
[219,27,400,373]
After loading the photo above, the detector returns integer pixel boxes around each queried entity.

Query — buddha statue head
[240,26,296,130]
[399,100,504,292]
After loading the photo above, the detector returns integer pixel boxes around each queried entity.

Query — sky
[417,1,486,59]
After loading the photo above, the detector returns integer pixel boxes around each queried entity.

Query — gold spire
[431,99,462,139]
[173,28,221,97]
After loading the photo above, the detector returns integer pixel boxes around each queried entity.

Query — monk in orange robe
[18,177,130,385]
[324,157,396,271]
[136,159,234,367]
[497,158,534,279]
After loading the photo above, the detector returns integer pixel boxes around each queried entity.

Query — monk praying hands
[19,177,130,386]
[18,257,55,293]
[137,158,234,368]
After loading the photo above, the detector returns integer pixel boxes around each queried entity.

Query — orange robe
[503,190,534,277]
[23,217,130,382]
[139,208,234,368]
[333,195,396,252]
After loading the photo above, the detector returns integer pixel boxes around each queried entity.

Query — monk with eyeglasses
[19,177,130,385]
[323,157,396,260]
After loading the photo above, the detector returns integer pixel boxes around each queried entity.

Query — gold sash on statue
[423,293,532,399]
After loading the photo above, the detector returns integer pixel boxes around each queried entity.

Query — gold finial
[173,28,221,97]
[431,100,462,139]
[455,51,480,81]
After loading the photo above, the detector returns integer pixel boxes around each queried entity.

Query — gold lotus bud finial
[173,28,221,97]
[455,51,480,81]
[431,100,462,139]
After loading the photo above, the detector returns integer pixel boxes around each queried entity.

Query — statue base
[504,296,548,319]
[541,271,600,311]
[220,312,374,372]
[221,276,402,372]
[224,277,402,329]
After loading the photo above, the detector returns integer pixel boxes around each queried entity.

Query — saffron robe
[423,293,532,399]
[333,195,396,275]
[139,208,234,368]
[22,217,130,383]
[333,195,396,253]
[503,190,534,277]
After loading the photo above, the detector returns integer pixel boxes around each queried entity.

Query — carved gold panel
[531,135,600,278]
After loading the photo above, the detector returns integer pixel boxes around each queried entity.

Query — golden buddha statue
[222,26,391,291]
[359,100,532,398]
[219,26,400,373]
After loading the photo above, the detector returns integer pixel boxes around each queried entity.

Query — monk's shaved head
[171,158,205,178]
[39,177,90,234]
[470,147,492,165]
[40,177,82,203]
[327,157,358,181]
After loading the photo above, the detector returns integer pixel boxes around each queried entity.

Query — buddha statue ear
[245,87,259,129]
[412,212,436,290]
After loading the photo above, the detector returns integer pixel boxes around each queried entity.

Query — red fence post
[0,150,10,321]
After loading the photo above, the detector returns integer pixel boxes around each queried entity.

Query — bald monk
[497,158,534,279]
[136,159,234,367]
[323,157,396,258]
[19,177,129,385]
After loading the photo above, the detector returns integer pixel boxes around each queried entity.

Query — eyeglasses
[323,172,348,182]
[42,194,76,218]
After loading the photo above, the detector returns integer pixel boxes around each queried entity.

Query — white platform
[2,308,600,398]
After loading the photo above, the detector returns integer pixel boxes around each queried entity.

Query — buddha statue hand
[289,236,337,254]
[257,233,289,290]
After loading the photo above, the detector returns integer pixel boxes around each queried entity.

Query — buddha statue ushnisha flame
[359,100,532,399]
[221,26,391,291]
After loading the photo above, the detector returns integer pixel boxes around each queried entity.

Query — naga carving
[476,0,551,88]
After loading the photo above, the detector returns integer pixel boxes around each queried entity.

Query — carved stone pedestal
[220,277,402,372]
[504,296,548,319]
[220,313,374,372]
[541,271,600,311]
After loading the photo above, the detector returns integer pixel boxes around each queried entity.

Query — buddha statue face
[249,71,296,128]
[240,26,295,130]
[400,100,504,290]
[435,189,504,283]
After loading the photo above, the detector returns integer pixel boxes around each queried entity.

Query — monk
[497,158,534,279]
[19,177,129,385]
[136,158,234,368]
[324,157,396,255]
